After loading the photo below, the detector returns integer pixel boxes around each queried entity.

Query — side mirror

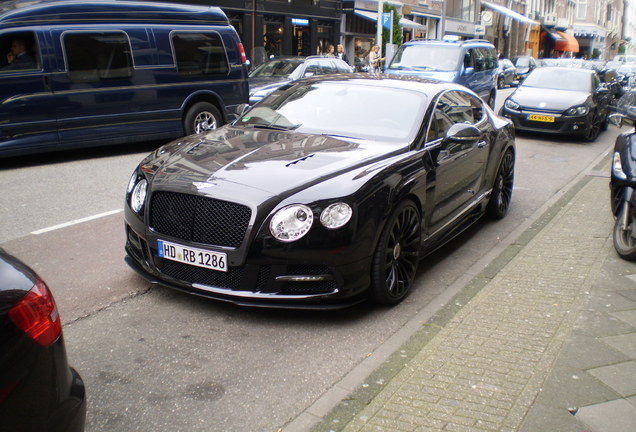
[445,123,481,143]
[235,103,250,116]
[609,113,623,127]
[463,66,475,76]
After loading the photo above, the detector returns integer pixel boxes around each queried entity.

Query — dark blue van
[385,39,498,108]
[0,0,248,158]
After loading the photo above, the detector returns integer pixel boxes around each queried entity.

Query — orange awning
[555,31,579,53]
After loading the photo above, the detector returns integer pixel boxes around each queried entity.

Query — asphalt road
[0,88,621,431]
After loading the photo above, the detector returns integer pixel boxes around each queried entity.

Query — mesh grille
[150,191,251,248]
[161,260,245,290]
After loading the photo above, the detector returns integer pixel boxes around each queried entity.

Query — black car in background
[512,55,538,83]
[0,249,86,431]
[124,75,516,309]
[248,56,352,104]
[500,66,611,141]
[497,59,516,88]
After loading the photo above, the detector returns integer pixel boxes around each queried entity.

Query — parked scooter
[609,89,636,259]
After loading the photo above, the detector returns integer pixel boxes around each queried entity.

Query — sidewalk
[307,161,636,431]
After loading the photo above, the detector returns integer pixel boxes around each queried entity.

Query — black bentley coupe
[124,74,516,308]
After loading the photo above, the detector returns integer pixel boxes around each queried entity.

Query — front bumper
[124,219,372,310]
[500,109,590,136]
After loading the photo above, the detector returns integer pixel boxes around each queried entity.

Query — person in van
[2,38,36,70]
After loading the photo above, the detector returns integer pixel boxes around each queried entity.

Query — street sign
[382,12,392,30]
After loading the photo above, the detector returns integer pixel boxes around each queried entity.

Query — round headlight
[130,179,148,213]
[127,171,138,193]
[269,204,314,242]
[565,106,589,116]
[320,203,352,229]
[504,99,520,111]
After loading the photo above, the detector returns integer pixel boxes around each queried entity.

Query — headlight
[613,151,627,180]
[130,179,148,213]
[269,204,313,242]
[504,99,520,110]
[320,203,352,229]
[127,171,138,193]
[564,106,589,116]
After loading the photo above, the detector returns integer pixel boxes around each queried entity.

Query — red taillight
[9,278,62,347]
[238,43,247,64]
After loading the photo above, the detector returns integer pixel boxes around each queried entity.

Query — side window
[320,60,336,74]
[487,48,498,69]
[334,61,351,73]
[427,91,478,142]
[0,31,40,72]
[172,32,228,76]
[473,48,487,72]
[64,32,132,83]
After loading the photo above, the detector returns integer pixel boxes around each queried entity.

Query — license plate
[158,240,227,272]
[528,114,555,123]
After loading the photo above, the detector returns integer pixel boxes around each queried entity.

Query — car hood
[510,86,591,110]
[248,77,290,93]
[144,127,404,203]
[386,69,458,83]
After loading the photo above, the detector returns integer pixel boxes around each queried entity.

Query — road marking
[31,209,123,235]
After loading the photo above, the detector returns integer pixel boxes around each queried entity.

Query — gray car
[248,56,352,104]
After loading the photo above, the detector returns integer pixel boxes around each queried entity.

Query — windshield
[238,81,427,142]
[515,57,530,67]
[249,59,303,78]
[388,45,461,72]
[522,68,592,92]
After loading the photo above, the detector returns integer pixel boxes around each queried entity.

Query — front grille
[150,191,251,248]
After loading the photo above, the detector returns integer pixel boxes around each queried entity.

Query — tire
[370,200,421,306]
[184,102,223,135]
[613,201,636,260]
[486,149,515,220]
[584,111,601,142]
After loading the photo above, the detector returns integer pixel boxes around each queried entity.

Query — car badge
[193,181,216,190]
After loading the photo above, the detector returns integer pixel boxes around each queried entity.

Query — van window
[0,31,40,72]
[64,32,133,83]
[172,32,229,76]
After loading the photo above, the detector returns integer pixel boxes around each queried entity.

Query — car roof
[403,38,494,48]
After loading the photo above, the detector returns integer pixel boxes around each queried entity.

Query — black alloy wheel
[486,149,515,219]
[584,111,601,142]
[371,200,421,305]
[613,202,636,260]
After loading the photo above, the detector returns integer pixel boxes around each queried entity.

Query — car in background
[124,74,515,309]
[0,249,86,431]
[384,39,498,108]
[497,58,516,88]
[248,56,352,104]
[512,55,538,83]
[500,66,612,141]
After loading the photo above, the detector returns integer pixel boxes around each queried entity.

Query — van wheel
[185,102,223,135]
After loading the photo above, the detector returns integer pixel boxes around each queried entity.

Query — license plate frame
[528,114,555,123]
[157,239,227,272]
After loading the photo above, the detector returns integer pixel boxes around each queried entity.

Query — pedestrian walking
[335,44,349,65]
[368,45,384,72]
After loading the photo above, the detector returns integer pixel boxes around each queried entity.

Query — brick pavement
[317,173,617,431]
